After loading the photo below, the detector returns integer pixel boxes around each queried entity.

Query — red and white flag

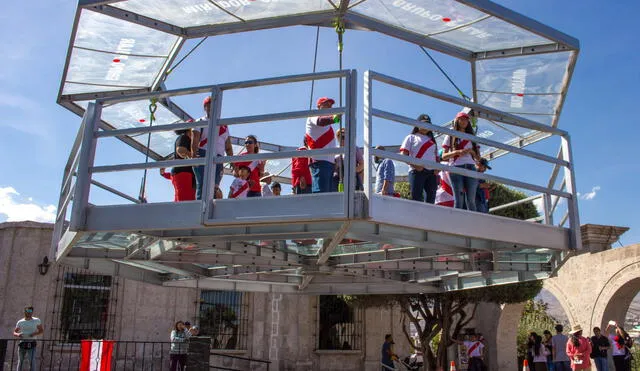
[80,340,114,371]
[435,171,454,207]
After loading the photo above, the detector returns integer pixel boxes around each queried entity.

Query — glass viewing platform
[52,0,581,295]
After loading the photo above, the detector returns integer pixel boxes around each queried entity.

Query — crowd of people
[526,323,634,371]
[159,95,494,213]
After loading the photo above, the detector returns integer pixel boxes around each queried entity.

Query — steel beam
[153,253,302,269]
[561,136,582,250]
[473,43,570,60]
[88,5,185,36]
[219,107,345,127]
[316,222,352,264]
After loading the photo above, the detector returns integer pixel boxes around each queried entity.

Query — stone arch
[590,261,640,331]
[542,279,578,326]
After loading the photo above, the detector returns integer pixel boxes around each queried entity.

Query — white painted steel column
[561,135,582,250]
[202,87,223,223]
[344,69,358,218]
[363,71,373,206]
[69,102,102,231]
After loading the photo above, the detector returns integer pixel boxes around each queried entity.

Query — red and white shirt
[230,177,249,199]
[463,341,484,357]
[197,116,229,156]
[235,153,262,193]
[442,135,475,166]
[305,116,337,163]
[400,133,437,166]
[435,170,454,207]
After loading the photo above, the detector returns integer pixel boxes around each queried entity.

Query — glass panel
[475,52,571,121]
[351,0,487,37]
[76,9,179,55]
[433,16,551,52]
[100,100,185,156]
[64,48,166,93]
[113,0,333,27]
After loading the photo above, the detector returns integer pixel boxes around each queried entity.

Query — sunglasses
[25,309,33,313]
[245,140,255,145]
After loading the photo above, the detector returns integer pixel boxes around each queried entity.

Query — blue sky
[0,0,639,245]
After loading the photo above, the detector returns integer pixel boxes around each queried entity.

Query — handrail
[99,69,349,105]
[489,194,543,213]
[370,148,571,199]
[210,352,271,365]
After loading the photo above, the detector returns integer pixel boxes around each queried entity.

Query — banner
[80,340,114,371]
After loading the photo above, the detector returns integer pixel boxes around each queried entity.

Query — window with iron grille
[50,266,117,343]
[317,295,363,350]
[198,291,249,350]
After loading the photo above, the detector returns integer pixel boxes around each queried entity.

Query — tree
[347,281,543,370]
[516,300,565,360]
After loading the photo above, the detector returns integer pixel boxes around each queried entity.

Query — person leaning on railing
[170,321,189,371]
[399,114,438,203]
[441,112,481,211]
[234,135,265,198]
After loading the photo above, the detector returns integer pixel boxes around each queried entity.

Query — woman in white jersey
[400,114,439,203]
[441,112,481,211]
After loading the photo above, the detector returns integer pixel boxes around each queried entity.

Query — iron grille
[317,295,363,350]
[198,291,249,350]
[49,265,118,342]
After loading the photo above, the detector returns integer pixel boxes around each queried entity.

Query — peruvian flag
[435,171,454,207]
[80,340,114,371]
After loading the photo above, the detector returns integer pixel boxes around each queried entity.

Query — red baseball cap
[203,96,212,105]
[455,112,470,119]
[317,97,335,106]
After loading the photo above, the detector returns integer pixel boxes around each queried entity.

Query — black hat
[479,158,492,170]
[417,114,432,124]
[184,321,191,326]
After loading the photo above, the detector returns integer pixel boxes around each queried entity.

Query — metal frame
[55,68,580,295]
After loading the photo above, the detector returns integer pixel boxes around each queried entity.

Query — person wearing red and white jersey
[400,114,439,203]
[291,137,312,194]
[234,135,265,197]
[228,165,251,199]
[441,111,481,211]
[191,96,233,200]
[306,97,340,193]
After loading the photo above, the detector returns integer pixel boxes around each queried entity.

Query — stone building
[1,221,421,370]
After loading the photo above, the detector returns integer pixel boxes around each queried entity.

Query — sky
[0,0,639,245]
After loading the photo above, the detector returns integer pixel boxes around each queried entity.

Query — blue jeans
[294,184,311,194]
[247,190,261,198]
[553,361,571,371]
[17,346,36,371]
[193,149,223,200]
[408,169,437,203]
[310,161,334,193]
[593,357,609,371]
[449,164,479,211]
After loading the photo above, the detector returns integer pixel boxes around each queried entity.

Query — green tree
[517,300,565,360]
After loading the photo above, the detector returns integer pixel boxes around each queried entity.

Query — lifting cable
[334,18,346,192]
[164,37,209,79]
[138,99,158,203]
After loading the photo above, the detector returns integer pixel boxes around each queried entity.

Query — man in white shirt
[305,97,340,193]
[260,173,274,197]
[13,306,44,371]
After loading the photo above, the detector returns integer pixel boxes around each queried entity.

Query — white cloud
[580,186,601,201]
[0,187,56,223]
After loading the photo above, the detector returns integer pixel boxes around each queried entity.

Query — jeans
[553,361,571,371]
[17,346,36,371]
[468,357,484,371]
[247,190,261,198]
[193,150,223,200]
[476,185,489,213]
[593,357,609,371]
[408,169,437,203]
[449,164,479,211]
[613,355,629,371]
[170,353,187,371]
[310,161,334,193]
